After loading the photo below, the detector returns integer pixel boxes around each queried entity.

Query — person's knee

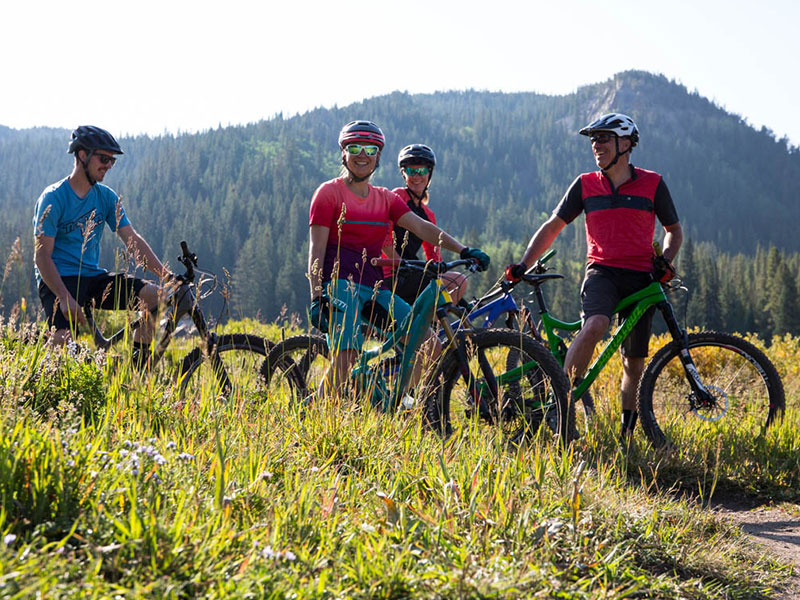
[138,283,160,311]
[580,315,610,342]
[622,356,646,378]
[423,328,443,356]
[49,329,72,346]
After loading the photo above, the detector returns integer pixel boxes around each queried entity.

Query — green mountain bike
[512,249,785,448]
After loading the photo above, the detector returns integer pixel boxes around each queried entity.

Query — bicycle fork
[658,300,715,409]
[440,310,497,421]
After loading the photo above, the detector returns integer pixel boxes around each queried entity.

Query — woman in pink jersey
[382,144,468,305]
[308,121,489,400]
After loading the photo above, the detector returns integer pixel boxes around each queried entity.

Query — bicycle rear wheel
[178,334,272,401]
[637,331,785,449]
[261,334,330,407]
[427,328,571,444]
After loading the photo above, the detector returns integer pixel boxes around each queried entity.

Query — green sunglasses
[403,166,430,176]
[345,144,379,156]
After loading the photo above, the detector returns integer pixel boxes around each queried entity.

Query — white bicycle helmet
[579,113,639,147]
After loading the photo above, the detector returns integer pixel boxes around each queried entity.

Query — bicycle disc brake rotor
[690,385,728,421]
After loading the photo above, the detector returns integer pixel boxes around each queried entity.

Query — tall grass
[0,317,795,598]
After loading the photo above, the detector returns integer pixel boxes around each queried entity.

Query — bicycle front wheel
[428,329,571,444]
[261,334,330,407]
[178,334,272,401]
[638,331,785,449]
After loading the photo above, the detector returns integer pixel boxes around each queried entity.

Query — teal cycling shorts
[325,279,413,351]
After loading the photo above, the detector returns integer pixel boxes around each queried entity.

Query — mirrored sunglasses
[345,144,379,156]
[403,166,430,176]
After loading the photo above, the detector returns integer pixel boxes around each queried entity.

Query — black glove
[505,263,527,282]
[460,247,490,272]
[309,294,330,333]
[652,255,676,283]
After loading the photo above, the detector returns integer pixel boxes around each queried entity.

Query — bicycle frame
[84,241,221,368]
[523,251,714,406]
[352,257,556,420]
[463,290,521,330]
[352,260,469,412]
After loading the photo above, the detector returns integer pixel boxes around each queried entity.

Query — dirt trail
[711,494,800,599]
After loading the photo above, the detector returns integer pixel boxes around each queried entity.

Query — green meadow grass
[0,316,796,599]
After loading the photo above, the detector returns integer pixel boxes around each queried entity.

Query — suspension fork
[658,300,713,404]
[440,310,496,416]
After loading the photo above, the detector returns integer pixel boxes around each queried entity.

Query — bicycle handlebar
[371,257,478,273]
[178,240,198,282]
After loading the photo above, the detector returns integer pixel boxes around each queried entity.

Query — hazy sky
[3,0,797,146]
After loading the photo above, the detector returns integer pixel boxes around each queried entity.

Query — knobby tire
[427,328,571,445]
[178,334,272,400]
[637,331,785,449]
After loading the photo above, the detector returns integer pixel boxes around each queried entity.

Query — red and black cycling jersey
[387,188,442,262]
[554,165,679,272]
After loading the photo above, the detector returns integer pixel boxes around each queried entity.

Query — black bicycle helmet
[338,120,385,149]
[68,125,124,155]
[397,144,436,169]
[579,113,639,147]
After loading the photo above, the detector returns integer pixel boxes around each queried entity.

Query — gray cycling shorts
[580,264,655,358]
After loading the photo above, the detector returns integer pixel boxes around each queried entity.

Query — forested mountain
[1,71,799,336]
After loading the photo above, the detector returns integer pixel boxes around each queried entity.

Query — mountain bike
[84,241,272,400]
[513,249,785,448]
[457,263,596,419]
[261,258,571,443]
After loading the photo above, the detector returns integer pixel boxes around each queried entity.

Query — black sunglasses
[94,153,117,166]
[589,133,615,144]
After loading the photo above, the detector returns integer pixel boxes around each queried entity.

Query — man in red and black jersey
[506,113,683,443]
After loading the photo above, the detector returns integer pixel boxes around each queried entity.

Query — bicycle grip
[181,241,190,257]
[540,248,556,263]
[371,258,401,267]
[652,241,663,257]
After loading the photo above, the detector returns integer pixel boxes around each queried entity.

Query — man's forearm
[520,217,565,267]
[662,225,683,262]
[128,234,166,277]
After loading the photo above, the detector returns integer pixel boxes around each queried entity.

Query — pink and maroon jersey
[309,178,411,287]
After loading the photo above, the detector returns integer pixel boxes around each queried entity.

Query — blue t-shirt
[33,177,131,283]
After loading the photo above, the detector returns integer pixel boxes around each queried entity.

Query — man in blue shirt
[33,126,168,362]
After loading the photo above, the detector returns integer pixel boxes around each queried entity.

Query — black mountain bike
[85,241,272,400]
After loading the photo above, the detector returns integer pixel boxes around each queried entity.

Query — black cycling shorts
[39,272,148,331]
[580,264,655,358]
